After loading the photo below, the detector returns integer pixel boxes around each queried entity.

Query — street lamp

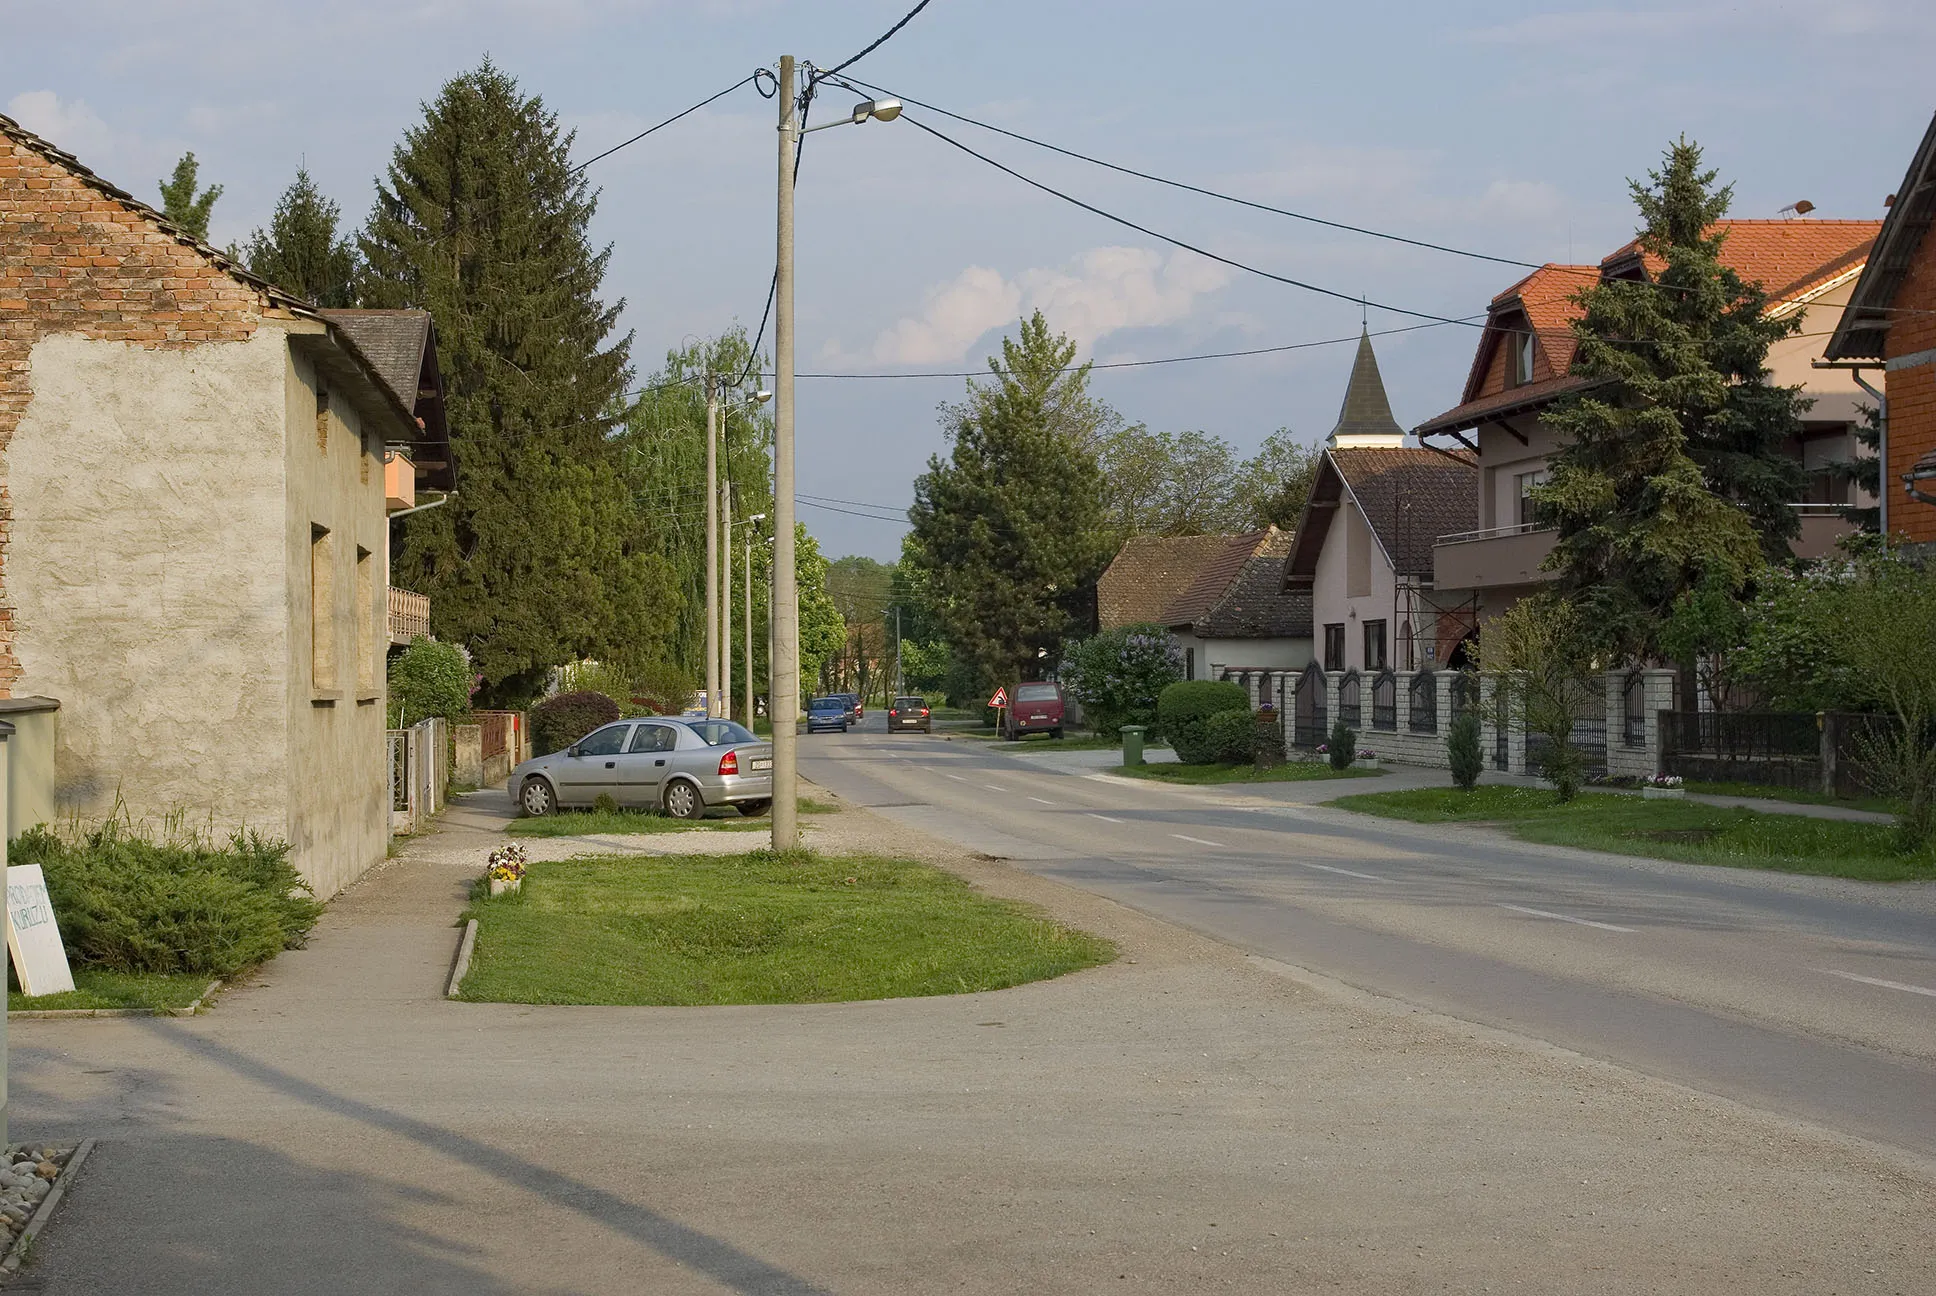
[771,57,899,849]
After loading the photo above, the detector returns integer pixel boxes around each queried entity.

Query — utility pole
[745,522,758,729]
[704,375,721,718]
[771,54,800,849]
[894,605,903,698]
[721,479,733,721]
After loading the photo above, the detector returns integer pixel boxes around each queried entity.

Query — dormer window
[1512,331,1536,387]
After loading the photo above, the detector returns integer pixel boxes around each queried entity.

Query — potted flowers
[1356,748,1380,771]
[486,843,528,895]
[1642,773,1685,800]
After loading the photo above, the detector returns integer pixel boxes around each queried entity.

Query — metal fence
[1659,710,1821,791]
[1524,714,1608,778]
[386,715,448,833]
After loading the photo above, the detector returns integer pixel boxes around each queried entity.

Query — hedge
[1158,680,1251,764]
[530,690,622,757]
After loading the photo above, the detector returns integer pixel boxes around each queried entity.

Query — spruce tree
[359,59,672,702]
[158,152,222,242]
[245,168,359,306]
[907,311,1110,687]
[1540,138,1807,659]
[1827,404,1881,532]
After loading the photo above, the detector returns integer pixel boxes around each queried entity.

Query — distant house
[0,111,449,896]
[1284,331,1477,672]
[1420,219,1883,624]
[1163,527,1311,680]
[1098,533,1234,631]
[1825,113,1936,554]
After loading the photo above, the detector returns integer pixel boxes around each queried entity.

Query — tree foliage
[1060,622,1183,740]
[245,168,359,307]
[1095,423,1320,540]
[387,636,473,726]
[1230,429,1323,531]
[529,690,622,757]
[908,312,1111,688]
[1480,595,1601,801]
[1447,707,1484,791]
[794,525,846,702]
[1827,404,1882,533]
[1540,137,1807,660]
[360,60,675,704]
[159,152,222,242]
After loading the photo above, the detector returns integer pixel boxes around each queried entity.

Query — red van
[1002,681,1066,740]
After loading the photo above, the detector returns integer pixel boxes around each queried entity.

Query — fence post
[1819,711,1837,797]
[1323,671,1343,741]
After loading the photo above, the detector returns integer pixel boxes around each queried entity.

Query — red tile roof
[1164,530,1274,628]
[1600,218,1880,303]
[1098,534,1236,629]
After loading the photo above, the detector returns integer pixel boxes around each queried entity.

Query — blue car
[807,697,849,733]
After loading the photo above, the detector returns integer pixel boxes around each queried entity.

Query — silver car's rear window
[686,719,757,746]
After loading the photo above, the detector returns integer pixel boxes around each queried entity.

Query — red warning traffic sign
[987,686,1008,709]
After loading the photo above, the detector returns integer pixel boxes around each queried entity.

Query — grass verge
[507,798,838,838]
[9,969,212,1013]
[1116,761,1382,785]
[457,851,1116,1005]
[1682,780,1900,815]
[1328,785,1936,883]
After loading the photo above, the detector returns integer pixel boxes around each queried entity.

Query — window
[355,546,376,696]
[628,723,680,753]
[1363,619,1387,671]
[1016,683,1060,702]
[1514,332,1536,386]
[310,525,335,693]
[1323,624,1345,672]
[685,719,755,747]
[1185,646,1196,680]
[577,725,630,757]
[1514,470,1549,527]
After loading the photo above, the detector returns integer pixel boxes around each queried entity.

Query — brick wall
[1885,224,1936,545]
[0,131,273,695]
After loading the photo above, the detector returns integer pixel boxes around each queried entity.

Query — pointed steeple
[1327,328,1406,449]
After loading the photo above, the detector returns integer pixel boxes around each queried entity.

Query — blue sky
[6,1,1934,558]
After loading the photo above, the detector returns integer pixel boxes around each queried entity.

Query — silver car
[509,717,774,819]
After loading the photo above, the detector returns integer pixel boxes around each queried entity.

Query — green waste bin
[1121,725,1147,767]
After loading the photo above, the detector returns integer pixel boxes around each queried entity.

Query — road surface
[802,719,1936,1161]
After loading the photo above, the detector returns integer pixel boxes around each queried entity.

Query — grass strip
[8,969,212,1013]
[457,850,1115,1005]
[1116,761,1382,785]
[506,798,838,838]
[1681,780,1899,815]
[1328,785,1935,883]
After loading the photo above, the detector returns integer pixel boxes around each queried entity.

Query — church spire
[1327,328,1406,449]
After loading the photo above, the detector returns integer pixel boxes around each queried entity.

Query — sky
[6,1,1935,559]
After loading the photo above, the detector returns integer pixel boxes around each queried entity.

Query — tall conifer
[245,168,359,306]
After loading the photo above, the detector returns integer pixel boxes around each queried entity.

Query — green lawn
[1682,780,1900,815]
[1329,785,1936,882]
[456,850,1116,1005]
[9,969,213,1013]
[507,797,837,837]
[1117,761,1383,785]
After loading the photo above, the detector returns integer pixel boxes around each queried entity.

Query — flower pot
[1642,787,1685,800]
[489,877,521,896]
[1357,758,1380,771]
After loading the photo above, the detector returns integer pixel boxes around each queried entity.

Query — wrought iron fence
[1407,674,1437,733]
[1370,670,1396,731]
[1338,672,1361,729]
[1659,710,1820,791]
[1292,664,1327,749]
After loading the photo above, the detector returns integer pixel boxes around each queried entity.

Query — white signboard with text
[7,864,75,997]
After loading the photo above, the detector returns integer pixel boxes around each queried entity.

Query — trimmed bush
[1060,623,1184,740]
[15,823,320,977]
[1447,710,1484,791]
[388,636,473,726]
[1328,720,1357,771]
[530,690,622,756]
[1159,680,1251,764]
[1204,709,1257,764]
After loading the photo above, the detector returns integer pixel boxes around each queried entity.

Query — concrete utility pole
[746,520,760,729]
[721,479,733,722]
[771,54,801,849]
[705,376,721,718]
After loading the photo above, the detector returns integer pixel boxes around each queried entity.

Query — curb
[0,1137,94,1276]
[10,981,222,1021]
[446,919,478,999]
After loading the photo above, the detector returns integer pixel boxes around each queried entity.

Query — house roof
[1328,329,1405,444]
[1189,529,1311,639]
[1164,530,1272,629]
[319,309,455,490]
[1827,113,1936,361]
[1097,533,1234,629]
[1286,448,1477,582]
[1420,220,1882,437]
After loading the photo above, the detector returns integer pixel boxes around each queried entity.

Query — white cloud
[867,247,1231,366]
[5,90,113,162]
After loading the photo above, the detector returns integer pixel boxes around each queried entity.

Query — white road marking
[983,784,1006,793]
[1296,861,1388,883]
[1172,833,1226,848]
[1028,796,1056,806]
[1087,813,1124,824]
[943,773,968,782]
[1495,903,1634,933]
[1821,969,1936,999]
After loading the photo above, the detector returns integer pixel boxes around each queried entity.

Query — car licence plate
[749,758,772,771]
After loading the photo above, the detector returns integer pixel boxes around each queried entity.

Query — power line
[818,0,938,79]
[570,74,759,173]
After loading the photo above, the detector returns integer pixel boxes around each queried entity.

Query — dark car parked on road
[807,697,850,733]
[1002,681,1066,739]
[887,696,932,733]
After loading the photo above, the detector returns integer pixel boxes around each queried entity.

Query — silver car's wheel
[663,778,704,820]
[520,777,555,817]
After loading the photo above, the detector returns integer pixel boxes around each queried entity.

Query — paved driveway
[11,790,1934,1293]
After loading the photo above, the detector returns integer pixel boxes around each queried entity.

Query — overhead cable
[818,0,937,79]
[571,74,759,173]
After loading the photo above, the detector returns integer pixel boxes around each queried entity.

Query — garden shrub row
[1158,680,1252,764]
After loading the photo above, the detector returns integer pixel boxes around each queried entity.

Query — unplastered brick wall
[1887,231,1936,545]
[0,130,275,694]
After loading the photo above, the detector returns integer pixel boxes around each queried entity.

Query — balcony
[385,449,416,513]
[1431,523,1557,592]
[1790,503,1857,560]
[388,586,431,646]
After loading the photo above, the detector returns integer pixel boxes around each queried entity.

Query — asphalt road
[801,719,1936,1162]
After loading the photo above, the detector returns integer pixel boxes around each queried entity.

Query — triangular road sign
[987,686,1008,709]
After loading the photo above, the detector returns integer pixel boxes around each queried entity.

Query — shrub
[15,822,320,977]
[1159,680,1251,763]
[530,690,622,756]
[388,636,473,726]
[1204,709,1257,764]
[1447,709,1484,791]
[1253,713,1286,770]
[1328,720,1357,771]
[1060,623,1185,740]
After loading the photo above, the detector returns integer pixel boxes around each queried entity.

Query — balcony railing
[388,586,431,645]
[1435,521,1552,546]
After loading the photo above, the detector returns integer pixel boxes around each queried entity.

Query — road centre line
[943,773,968,782]
[1172,833,1226,848]
[1028,796,1056,806]
[1087,813,1124,824]
[982,784,1006,793]
[1821,969,1936,999]
[1495,903,1635,933]
[1296,861,1389,882]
